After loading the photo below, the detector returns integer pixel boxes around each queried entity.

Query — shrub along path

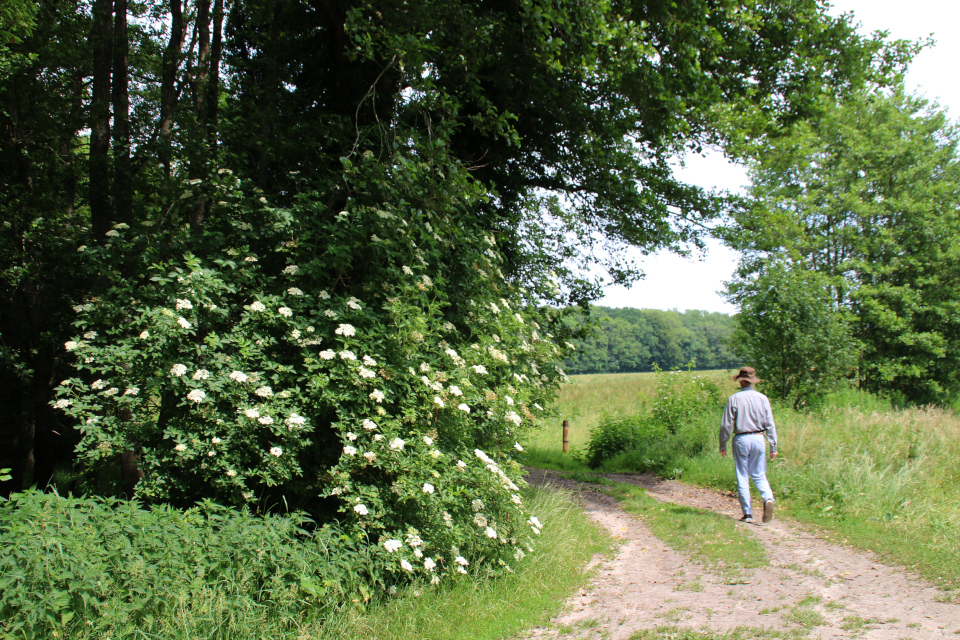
[521,469,959,640]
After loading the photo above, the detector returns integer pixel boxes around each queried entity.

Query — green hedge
[0,490,370,639]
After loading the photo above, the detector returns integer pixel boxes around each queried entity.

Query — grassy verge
[602,482,767,583]
[318,484,612,640]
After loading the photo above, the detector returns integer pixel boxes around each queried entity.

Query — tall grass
[528,376,960,590]
[528,370,736,452]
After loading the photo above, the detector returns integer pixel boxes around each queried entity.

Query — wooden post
[562,420,569,453]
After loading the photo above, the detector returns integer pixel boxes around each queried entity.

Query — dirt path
[522,469,959,640]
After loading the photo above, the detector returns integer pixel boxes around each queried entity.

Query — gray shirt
[719,386,777,453]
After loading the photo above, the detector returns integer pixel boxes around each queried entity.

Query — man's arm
[763,396,778,459]
[719,398,736,456]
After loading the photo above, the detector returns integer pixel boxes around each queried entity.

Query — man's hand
[719,449,727,458]
[770,452,778,460]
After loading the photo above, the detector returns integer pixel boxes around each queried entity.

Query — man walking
[719,366,778,523]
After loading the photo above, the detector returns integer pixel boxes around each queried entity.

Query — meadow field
[527,371,960,592]
[527,370,738,452]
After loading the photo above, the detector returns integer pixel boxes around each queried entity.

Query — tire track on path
[522,469,959,640]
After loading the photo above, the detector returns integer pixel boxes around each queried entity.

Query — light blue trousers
[733,432,774,516]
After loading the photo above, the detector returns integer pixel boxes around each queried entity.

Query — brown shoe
[763,500,775,523]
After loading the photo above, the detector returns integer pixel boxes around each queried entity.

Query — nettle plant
[54,151,568,585]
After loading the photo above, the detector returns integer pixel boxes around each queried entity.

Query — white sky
[597,0,960,314]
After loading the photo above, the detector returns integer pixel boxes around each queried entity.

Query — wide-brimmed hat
[732,367,761,383]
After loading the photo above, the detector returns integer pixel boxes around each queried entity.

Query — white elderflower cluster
[384,539,402,553]
[444,348,465,367]
[354,504,368,516]
[269,447,283,457]
[282,264,299,275]
[286,413,306,428]
[287,287,303,296]
[319,349,335,360]
[343,445,357,456]
[249,301,266,312]
[187,389,205,403]
[255,386,273,397]
[358,367,376,379]
[489,347,509,362]
[369,389,385,403]
[528,516,542,535]
[335,323,356,337]
[192,369,210,380]
[389,437,405,451]
[505,411,522,426]
[229,370,248,383]
[278,306,293,317]
[472,364,488,374]
[174,443,187,452]
[177,316,191,329]
[346,297,362,310]
[175,298,193,310]
[170,364,187,377]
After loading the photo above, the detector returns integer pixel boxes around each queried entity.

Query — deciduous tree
[726,89,960,404]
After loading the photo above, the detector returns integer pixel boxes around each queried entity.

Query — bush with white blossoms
[52,131,573,588]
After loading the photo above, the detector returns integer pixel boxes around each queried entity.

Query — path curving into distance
[522,469,959,640]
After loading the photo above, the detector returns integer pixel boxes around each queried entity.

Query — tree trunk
[112,0,132,225]
[89,0,113,239]
[188,0,211,229]
[160,0,184,175]
[207,0,223,150]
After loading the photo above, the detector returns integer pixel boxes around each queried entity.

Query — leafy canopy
[725,88,960,404]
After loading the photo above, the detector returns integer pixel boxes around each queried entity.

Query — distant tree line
[564,307,741,374]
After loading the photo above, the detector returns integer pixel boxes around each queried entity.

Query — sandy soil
[521,468,959,640]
